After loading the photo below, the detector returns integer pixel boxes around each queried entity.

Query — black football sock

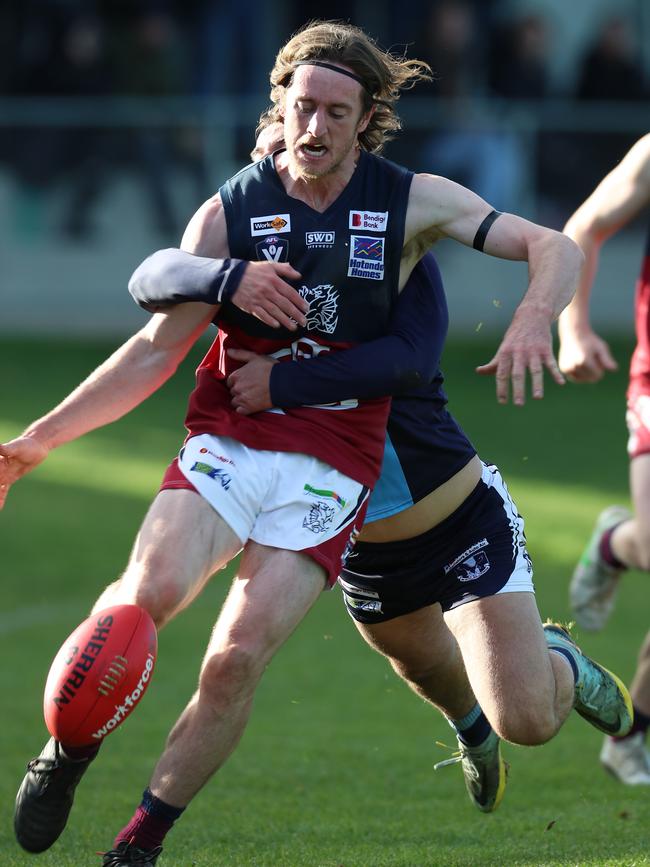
[448,702,492,747]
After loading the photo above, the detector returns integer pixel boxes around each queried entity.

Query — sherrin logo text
[90,653,155,739]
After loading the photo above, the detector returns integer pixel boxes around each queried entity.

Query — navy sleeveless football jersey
[184,149,413,487]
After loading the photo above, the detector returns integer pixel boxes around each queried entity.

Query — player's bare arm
[181,194,308,329]
[0,302,215,509]
[404,173,583,405]
[559,133,650,383]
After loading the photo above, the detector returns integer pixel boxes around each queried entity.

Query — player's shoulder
[409,172,473,210]
[181,193,228,256]
[628,133,650,184]
[222,154,274,196]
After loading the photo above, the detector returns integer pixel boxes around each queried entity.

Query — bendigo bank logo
[250,213,291,236]
[348,210,389,232]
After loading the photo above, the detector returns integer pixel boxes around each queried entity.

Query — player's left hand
[0,435,50,509]
[226,349,277,414]
[475,304,565,405]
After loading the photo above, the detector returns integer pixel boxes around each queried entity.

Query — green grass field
[1,334,648,867]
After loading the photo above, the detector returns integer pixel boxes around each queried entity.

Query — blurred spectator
[576,15,646,102]
[109,6,192,238]
[191,0,282,97]
[8,6,115,239]
[420,0,525,213]
[55,14,117,239]
[572,15,646,207]
[489,13,549,100]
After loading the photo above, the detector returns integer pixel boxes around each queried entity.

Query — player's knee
[490,704,558,746]
[118,565,187,627]
[199,643,264,707]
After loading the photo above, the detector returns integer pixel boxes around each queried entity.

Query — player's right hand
[232,262,308,330]
[0,435,50,509]
[558,328,618,383]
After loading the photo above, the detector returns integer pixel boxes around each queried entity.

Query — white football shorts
[177,433,369,551]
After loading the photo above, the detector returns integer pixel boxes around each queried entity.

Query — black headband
[293,60,374,95]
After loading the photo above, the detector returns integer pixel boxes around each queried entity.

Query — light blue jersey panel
[366,433,414,522]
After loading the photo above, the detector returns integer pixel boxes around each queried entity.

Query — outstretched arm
[0,303,216,508]
[559,133,650,382]
[0,194,238,509]
[405,173,584,404]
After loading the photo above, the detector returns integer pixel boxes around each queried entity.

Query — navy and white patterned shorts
[339,462,534,623]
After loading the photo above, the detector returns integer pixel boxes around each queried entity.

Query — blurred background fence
[1,0,649,337]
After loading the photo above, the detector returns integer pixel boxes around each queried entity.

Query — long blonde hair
[259,20,432,154]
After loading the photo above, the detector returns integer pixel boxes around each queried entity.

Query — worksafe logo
[347,235,385,280]
[250,214,291,236]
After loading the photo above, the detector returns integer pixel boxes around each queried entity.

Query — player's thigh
[201,543,327,673]
[444,591,554,720]
[121,488,243,600]
[355,603,457,670]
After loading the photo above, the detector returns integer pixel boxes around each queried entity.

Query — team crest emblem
[453,552,490,582]
[303,501,336,534]
[300,284,339,334]
[256,236,289,262]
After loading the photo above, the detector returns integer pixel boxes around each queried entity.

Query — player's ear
[357,104,376,134]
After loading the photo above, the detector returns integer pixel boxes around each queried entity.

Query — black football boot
[14,737,96,852]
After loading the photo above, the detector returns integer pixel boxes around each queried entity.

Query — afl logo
[256,236,289,262]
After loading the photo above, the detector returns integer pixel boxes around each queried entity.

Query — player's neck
[276,148,359,213]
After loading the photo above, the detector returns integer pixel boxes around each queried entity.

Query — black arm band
[472,209,502,252]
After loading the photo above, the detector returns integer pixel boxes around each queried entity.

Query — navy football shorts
[339,462,534,623]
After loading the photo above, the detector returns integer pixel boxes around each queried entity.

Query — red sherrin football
[43,605,157,746]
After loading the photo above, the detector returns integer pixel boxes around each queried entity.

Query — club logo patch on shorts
[345,597,383,615]
[348,236,385,280]
[304,483,346,509]
[444,539,488,576]
[453,551,490,582]
[190,461,232,491]
[303,501,336,534]
[256,236,289,262]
